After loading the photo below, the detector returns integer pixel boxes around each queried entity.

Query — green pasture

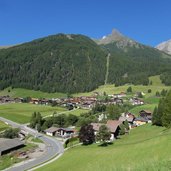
[0,103,66,123]
[37,124,171,171]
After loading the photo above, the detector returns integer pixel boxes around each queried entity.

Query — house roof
[134,117,148,122]
[107,120,123,133]
[119,116,134,122]
[0,138,24,153]
[44,127,59,133]
[58,128,74,132]
[139,110,152,114]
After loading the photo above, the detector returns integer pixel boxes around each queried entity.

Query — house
[106,120,123,140]
[114,92,126,98]
[56,128,75,137]
[139,110,152,120]
[30,98,39,104]
[91,120,123,141]
[133,117,148,126]
[44,127,59,136]
[0,138,24,156]
[130,98,144,105]
[119,112,135,129]
[44,127,75,137]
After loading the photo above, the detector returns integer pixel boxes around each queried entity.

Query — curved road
[0,117,64,171]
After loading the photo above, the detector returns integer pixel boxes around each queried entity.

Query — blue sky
[0,0,171,46]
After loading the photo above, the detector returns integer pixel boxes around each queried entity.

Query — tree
[96,125,111,144]
[161,89,167,97]
[30,112,43,130]
[53,114,67,127]
[124,120,129,130]
[107,105,122,120]
[127,86,132,93]
[67,114,78,126]
[161,90,171,128]
[152,106,159,126]
[148,89,152,93]
[79,124,95,145]
[156,91,160,97]
[3,128,20,139]
[119,124,125,135]
[138,92,143,98]
[153,90,171,128]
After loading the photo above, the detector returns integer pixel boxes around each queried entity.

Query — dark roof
[44,127,59,133]
[139,110,152,114]
[134,117,148,122]
[58,128,74,132]
[107,120,123,133]
[0,138,24,153]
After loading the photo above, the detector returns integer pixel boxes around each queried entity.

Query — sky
[0,0,171,46]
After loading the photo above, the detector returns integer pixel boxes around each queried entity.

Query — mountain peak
[111,28,123,37]
[156,39,171,55]
[97,29,125,45]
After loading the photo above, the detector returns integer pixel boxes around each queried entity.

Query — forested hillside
[102,41,171,86]
[0,34,107,93]
[0,32,171,93]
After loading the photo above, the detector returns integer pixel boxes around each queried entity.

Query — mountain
[0,45,13,49]
[0,34,107,93]
[96,29,141,49]
[156,39,171,55]
[95,29,171,86]
[0,30,171,94]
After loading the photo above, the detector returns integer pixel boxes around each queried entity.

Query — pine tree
[119,124,125,135]
[162,90,171,128]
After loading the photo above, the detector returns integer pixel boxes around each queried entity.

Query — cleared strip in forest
[105,53,110,84]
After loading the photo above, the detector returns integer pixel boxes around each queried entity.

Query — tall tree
[107,105,122,120]
[96,125,111,144]
[162,90,171,128]
[79,125,95,145]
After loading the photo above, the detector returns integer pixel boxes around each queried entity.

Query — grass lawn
[74,76,170,98]
[0,154,23,170]
[0,87,66,98]
[129,104,157,116]
[0,103,67,123]
[0,76,170,99]
[69,108,89,116]
[0,120,10,132]
[37,124,171,171]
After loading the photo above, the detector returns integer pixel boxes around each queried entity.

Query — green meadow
[0,87,66,98]
[0,76,170,99]
[0,103,66,123]
[37,124,171,171]
[0,120,10,132]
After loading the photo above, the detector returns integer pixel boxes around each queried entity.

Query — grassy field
[0,87,66,98]
[75,76,170,98]
[37,124,171,171]
[0,76,169,99]
[129,104,157,116]
[69,108,90,116]
[0,120,10,132]
[0,103,67,123]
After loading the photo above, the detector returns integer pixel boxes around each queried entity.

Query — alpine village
[1,2,171,171]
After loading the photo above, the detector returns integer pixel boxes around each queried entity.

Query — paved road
[0,117,64,171]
